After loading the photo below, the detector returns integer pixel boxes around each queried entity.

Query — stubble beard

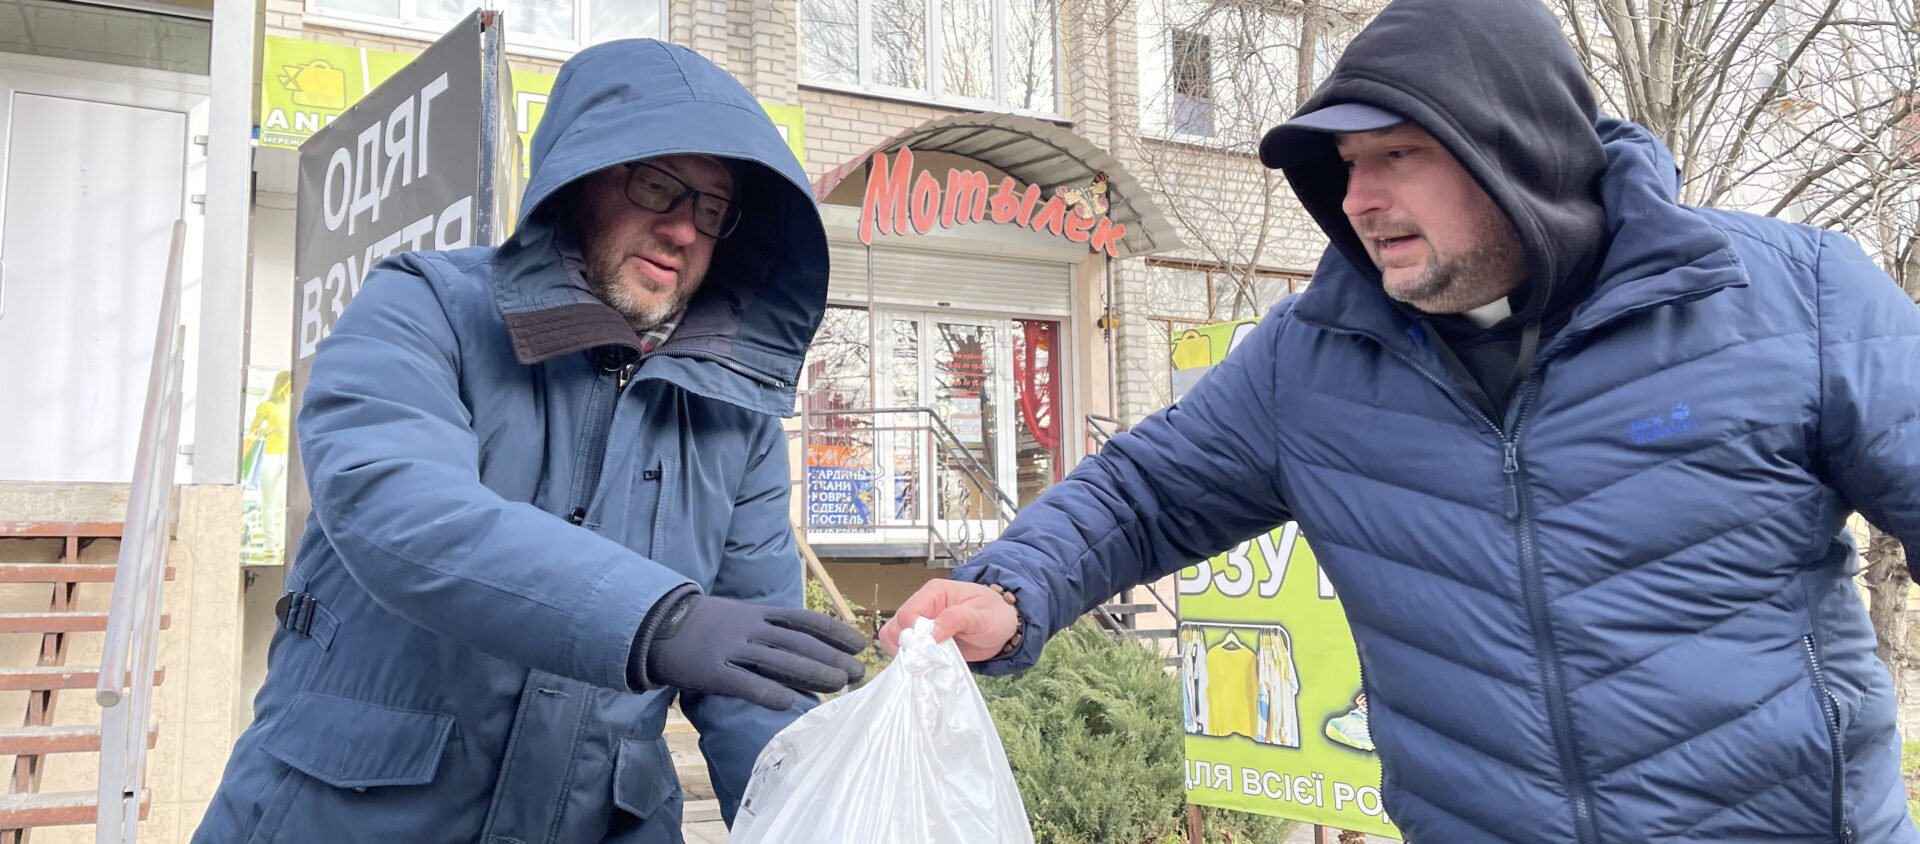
[1381,218,1526,315]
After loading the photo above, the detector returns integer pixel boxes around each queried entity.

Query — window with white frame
[1137,0,1341,146]
[1142,260,1306,410]
[310,0,663,52]
[799,0,1061,114]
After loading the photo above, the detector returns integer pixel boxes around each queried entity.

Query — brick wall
[797,87,962,182]
[263,0,1334,426]
[1095,0,1332,423]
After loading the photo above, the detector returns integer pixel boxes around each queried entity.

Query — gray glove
[640,594,868,710]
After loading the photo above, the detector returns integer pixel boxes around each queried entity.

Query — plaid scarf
[637,313,681,354]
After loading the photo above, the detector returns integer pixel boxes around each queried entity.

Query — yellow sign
[261,36,807,167]
[1173,319,1401,837]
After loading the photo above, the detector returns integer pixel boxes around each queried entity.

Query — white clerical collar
[1463,297,1512,329]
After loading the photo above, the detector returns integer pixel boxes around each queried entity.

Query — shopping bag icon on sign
[278,60,348,110]
[1171,329,1213,370]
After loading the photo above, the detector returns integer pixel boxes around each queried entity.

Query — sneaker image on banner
[1325,693,1374,753]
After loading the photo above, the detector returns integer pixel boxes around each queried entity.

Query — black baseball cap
[1257,102,1405,169]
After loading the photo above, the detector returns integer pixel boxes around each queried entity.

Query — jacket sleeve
[953,313,1297,674]
[677,416,816,824]
[300,257,696,692]
[1815,230,1920,559]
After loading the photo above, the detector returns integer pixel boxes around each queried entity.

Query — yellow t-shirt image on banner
[1204,631,1258,740]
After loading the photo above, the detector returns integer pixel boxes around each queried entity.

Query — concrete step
[676,766,715,801]
[682,798,722,825]
[0,612,171,635]
[0,563,174,584]
[0,665,165,692]
[0,724,157,756]
[0,789,147,828]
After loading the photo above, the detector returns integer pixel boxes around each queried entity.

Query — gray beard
[585,255,687,332]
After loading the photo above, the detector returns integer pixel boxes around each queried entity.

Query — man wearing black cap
[880,0,1920,840]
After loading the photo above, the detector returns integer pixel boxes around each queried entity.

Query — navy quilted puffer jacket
[953,3,1920,841]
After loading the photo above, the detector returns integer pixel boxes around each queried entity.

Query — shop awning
[812,112,1185,259]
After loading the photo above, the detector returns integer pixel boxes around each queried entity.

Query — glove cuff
[628,584,702,691]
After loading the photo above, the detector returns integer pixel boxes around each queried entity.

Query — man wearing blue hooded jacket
[884,0,1920,841]
[195,40,865,843]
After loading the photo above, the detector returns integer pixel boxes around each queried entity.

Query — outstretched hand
[878,578,1020,662]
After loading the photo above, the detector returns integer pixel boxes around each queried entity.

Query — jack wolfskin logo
[1628,402,1697,445]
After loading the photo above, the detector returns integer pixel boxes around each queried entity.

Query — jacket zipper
[1303,319,1599,844]
[567,359,635,526]
[1502,382,1600,844]
[1803,634,1854,842]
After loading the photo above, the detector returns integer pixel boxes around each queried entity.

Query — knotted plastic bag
[729,618,1035,843]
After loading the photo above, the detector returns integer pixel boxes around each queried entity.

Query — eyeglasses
[622,161,742,240]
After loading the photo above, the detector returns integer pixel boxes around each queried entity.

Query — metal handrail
[805,406,1020,521]
[1141,581,1179,617]
[1086,413,1126,451]
[799,405,1021,565]
[96,220,188,842]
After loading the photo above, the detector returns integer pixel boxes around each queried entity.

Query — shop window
[806,306,873,412]
[803,308,874,489]
[801,308,1066,524]
[802,307,876,532]
[1011,320,1060,507]
[1143,261,1306,410]
[309,0,662,52]
[800,0,1060,115]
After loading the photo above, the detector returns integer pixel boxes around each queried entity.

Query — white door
[875,311,1019,546]
[0,88,188,482]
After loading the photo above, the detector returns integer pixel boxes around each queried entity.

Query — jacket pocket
[613,737,681,821]
[1801,634,1853,843]
[260,692,455,789]
[642,456,675,561]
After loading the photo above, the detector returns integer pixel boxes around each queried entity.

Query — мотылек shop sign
[857,147,1126,257]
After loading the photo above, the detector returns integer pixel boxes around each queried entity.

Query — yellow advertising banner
[1172,319,1403,838]
[261,36,806,166]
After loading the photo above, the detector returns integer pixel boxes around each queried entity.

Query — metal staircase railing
[793,405,1177,647]
[95,219,187,843]
[799,405,1016,568]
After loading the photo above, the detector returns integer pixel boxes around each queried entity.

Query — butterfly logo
[1056,172,1110,220]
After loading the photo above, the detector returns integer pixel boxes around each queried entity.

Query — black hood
[1274,0,1607,327]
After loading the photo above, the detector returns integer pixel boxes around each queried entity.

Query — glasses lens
[626,164,682,212]
[693,195,743,239]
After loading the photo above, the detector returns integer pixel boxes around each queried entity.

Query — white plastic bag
[729,618,1036,844]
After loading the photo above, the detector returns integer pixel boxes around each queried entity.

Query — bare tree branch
[1703,0,1843,206]
[1763,99,1914,217]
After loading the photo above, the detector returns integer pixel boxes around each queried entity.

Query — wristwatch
[985,582,1026,658]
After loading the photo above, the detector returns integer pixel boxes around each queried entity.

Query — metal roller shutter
[826,240,1073,316]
